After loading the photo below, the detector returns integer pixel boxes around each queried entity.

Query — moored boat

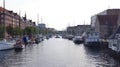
[73,36,83,44]
[14,40,25,50]
[0,39,15,50]
[67,35,74,40]
[108,26,120,59]
[55,35,60,38]
[35,37,41,44]
[108,35,120,59]
[84,30,101,47]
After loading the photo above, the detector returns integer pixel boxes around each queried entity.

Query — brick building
[0,7,36,37]
[0,8,18,27]
[0,7,36,29]
[91,9,120,38]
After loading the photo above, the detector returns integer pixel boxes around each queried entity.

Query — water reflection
[0,50,24,67]
[0,38,120,67]
[84,46,120,67]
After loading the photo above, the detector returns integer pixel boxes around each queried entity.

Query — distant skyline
[0,0,120,30]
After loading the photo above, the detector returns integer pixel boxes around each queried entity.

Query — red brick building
[0,7,36,28]
[0,7,36,37]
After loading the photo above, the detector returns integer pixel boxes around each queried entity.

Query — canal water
[0,38,120,67]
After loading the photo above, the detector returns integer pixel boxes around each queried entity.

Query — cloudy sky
[0,0,119,30]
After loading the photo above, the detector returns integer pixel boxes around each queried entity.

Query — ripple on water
[0,38,120,67]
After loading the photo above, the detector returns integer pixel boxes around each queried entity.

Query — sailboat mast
[3,0,5,25]
[37,14,39,34]
[37,14,39,25]
[19,10,21,28]
[3,0,6,38]
[84,21,85,32]
[3,0,5,10]
[41,16,43,23]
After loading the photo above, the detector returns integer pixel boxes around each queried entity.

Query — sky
[0,0,119,30]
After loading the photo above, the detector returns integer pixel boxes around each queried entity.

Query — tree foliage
[0,25,5,38]
[23,26,37,35]
[13,26,22,36]
[6,25,14,36]
[0,24,39,38]
[6,26,23,37]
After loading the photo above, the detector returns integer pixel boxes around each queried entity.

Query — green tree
[6,25,14,36]
[23,26,37,35]
[13,26,22,36]
[0,25,5,38]
[39,28,46,35]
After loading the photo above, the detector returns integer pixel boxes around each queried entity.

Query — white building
[38,23,46,28]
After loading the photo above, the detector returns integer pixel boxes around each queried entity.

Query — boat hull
[108,48,120,60]
[74,40,83,44]
[73,36,83,44]
[0,42,14,51]
[14,45,24,50]
[84,41,101,47]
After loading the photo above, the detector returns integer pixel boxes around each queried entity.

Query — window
[17,22,19,26]
[113,44,117,47]
[1,15,4,18]
[1,19,3,22]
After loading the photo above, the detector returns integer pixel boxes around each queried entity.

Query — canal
[0,38,120,67]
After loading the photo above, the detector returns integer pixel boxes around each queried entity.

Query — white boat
[84,31,100,47]
[0,39,15,50]
[67,35,74,40]
[108,26,120,52]
[107,26,120,59]
[108,38,120,52]
[55,35,60,38]
[73,36,83,44]
[108,26,120,53]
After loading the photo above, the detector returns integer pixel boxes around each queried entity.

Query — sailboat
[35,15,44,44]
[0,39,15,50]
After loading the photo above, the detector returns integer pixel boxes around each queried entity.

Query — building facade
[0,7,36,29]
[67,25,91,36]
[0,7,36,37]
[91,9,120,38]
[38,23,46,29]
